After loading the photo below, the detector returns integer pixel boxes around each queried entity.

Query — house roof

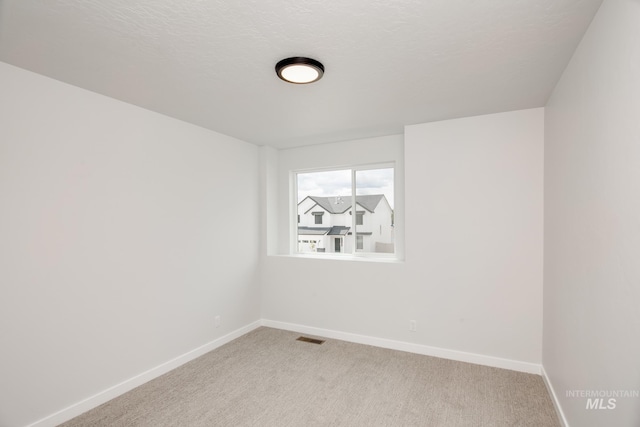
[298,226,351,236]
[304,195,386,214]
[327,226,350,236]
[298,227,332,236]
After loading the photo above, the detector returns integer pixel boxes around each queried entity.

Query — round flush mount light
[275,57,324,84]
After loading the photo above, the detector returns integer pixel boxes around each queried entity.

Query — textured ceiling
[0,0,602,148]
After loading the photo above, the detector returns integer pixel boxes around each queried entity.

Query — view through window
[296,166,394,256]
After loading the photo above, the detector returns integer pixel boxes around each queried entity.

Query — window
[295,164,394,257]
[313,212,323,224]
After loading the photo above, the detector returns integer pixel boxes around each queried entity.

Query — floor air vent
[296,336,325,345]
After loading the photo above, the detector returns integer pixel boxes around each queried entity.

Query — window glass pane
[297,170,352,254]
[355,168,394,254]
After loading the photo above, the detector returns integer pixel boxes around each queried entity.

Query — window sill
[269,253,404,264]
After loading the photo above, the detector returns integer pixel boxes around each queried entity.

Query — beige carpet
[60,327,560,426]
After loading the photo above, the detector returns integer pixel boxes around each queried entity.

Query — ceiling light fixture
[275,57,324,84]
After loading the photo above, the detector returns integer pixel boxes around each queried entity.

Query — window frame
[312,212,324,224]
[291,162,396,260]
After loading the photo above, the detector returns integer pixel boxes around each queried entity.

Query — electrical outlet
[409,320,417,332]
[214,315,221,328]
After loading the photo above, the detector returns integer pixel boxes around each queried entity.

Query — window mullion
[351,168,356,255]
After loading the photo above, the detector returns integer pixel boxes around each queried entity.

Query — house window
[310,212,325,224]
[295,165,395,257]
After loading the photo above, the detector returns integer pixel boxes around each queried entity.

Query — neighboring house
[297,195,394,253]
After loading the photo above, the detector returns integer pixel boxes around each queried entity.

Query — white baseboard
[27,320,262,427]
[261,319,542,375]
[541,365,569,427]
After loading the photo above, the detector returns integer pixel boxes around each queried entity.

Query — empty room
[1,0,638,426]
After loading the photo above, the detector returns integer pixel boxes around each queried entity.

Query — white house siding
[356,197,394,253]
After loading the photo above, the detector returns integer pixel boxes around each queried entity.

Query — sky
[297,168,394,209]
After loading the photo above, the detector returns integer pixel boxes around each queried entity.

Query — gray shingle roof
[297,226,351,236]
[304,194,385,214]
[327,226,350,236]
[298,226,331,235]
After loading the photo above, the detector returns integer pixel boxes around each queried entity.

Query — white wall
[543,0,640,425]
[0,62,260,427]
[261,109,543,369]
